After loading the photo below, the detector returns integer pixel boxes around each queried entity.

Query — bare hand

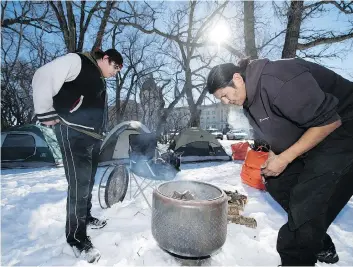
[41,119,60,126]
[261,151,290,177]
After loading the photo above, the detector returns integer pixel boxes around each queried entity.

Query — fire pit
[151,180,228,258]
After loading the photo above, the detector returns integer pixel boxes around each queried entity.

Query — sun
[209,22,230,45]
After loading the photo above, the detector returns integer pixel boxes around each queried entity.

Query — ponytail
[237,57,250,82]
[206,58,250,94]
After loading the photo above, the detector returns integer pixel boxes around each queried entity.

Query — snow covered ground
[1,140,353,266]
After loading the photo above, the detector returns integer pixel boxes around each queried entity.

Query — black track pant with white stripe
[54,124,101,246]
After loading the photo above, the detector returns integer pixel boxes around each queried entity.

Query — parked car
[207,128,223,140]
[226,129,248,140]
[166,130,180,141]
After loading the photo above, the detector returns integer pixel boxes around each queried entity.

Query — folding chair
[127,133,176,209]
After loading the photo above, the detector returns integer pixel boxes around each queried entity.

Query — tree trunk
[92,1,115,51]
[119,74,136,123]
[243,1,257,59]
[189,107,201,127]
[115,77,122,125]
[156,112,168,137]
[66,2,76,52]
[156,83,187,136]
[184,68,200,127]
[282,1,304,58]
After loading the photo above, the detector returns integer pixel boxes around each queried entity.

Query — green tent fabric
[169,127,231,163]
[1,124,62,168]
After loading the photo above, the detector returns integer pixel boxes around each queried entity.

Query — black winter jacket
[243,58,353,154]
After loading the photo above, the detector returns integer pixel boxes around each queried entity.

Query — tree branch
[77,1,86,51]
[297,32,353,50]
[328,1,353,14]
[92,1,115,51]
[66,1,76,52]
[258,29,286,50]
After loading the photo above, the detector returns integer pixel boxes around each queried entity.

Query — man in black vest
[32,49,123,263]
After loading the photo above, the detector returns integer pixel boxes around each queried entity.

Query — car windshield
[207,129,219,133]
[232,130,246,133]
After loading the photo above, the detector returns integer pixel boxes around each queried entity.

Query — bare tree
[114,1,243,128]
[106,27,168,129]
[281,0,353,58]
[49,1,115,52]
[244,1,258,59]
[1,2,53,31]
[1,26,36,128]
[91,1,115,51]
[156,89,188,136]
[165,110,190,137]
[1,2,68,129]
[282,1,304,58]
[4,0,351,132]
[1,1,119,129]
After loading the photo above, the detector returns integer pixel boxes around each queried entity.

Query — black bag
[161,151,181,171]
[250,139,270,152]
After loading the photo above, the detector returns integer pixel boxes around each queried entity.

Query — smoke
[131,157,178,181]
[227,106,252,134]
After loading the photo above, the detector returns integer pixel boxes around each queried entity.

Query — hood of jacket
[244,58,269,108]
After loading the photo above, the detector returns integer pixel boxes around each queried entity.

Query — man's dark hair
[206,58,250,94]
[93,48,123,66]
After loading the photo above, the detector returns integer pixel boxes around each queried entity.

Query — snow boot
[87,215,107,229]
[317,244,339,264]
[71,236,101,263]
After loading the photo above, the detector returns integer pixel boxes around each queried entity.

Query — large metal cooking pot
[151,180,228,257]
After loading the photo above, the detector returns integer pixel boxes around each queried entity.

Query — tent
[169,127,231,163]
[1,121,150,168]
[99,121,150,165]
[1,124,62,168]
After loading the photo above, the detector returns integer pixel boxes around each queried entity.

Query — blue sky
[187,1,353,106]
[262,1,353,79]
[7,1,351,80]
[3,1,351,109]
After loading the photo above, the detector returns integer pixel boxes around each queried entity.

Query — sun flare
[209,22,230,44]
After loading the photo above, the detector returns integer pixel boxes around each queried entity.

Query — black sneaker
[317,244,339,264]
[71,236,101,263]
[87,216,107,229]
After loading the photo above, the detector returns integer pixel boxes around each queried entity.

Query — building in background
[108,100,249,134]
[165,103,234,132]
[107,100,142,130]
[199,103,229,130]
[107,73,248,133]
[107,74,165,131]
[139,74,165,131]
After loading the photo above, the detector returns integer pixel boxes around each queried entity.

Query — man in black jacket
[206,58,353,266]
[32,49,123,263]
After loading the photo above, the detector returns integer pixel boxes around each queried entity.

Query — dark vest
[53,53,106,133]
